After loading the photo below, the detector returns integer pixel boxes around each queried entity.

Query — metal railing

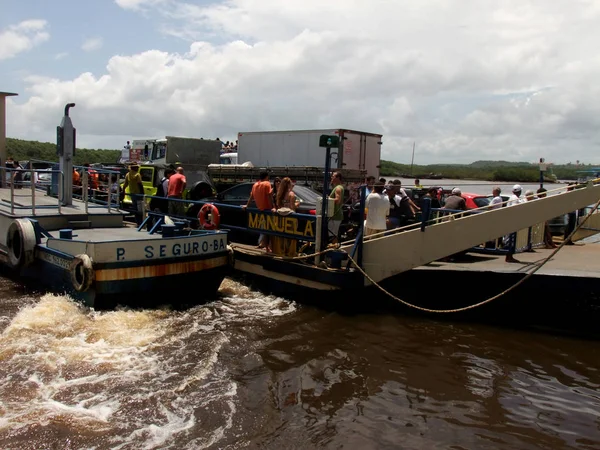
[22,159,122,213]
[1,162,121,215]
[2,166,63,215]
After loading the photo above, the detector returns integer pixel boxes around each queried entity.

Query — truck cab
[219,152,238,164]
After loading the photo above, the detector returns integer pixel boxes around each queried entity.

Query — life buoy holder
[6,219,37,269]
[198,203,220,230]
[70,254,94,292]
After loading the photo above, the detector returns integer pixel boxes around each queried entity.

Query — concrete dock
[417,239,600,278]
[375,237,600,338]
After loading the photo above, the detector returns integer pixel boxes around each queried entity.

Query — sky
[1,0,600,165]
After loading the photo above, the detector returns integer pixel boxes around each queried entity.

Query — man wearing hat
[443,187,467,211]
[507,184,523,206]
[504,184,524,262]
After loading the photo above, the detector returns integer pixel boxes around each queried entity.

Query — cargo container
[236,129,382,178]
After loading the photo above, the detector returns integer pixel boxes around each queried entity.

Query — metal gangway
[340,181,600,285]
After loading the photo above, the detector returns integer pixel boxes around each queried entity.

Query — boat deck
[46,226,164,242]
[44,227,225,242]
[0,187,122,217]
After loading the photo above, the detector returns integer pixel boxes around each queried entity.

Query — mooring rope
[230,242,340,261]
[345,196,600,314]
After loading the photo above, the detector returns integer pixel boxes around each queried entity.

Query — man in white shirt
[489,187,503,210]
[507,184,523,207]
[365,182,390,237]
[121,140,131,163]
[505,184,523,262]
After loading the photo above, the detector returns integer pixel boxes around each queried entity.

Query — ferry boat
[214,138,600,298]
[0,103,231,308]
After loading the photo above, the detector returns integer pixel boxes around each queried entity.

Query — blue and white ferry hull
[1,215,231,308]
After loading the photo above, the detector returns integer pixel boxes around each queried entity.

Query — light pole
[318,134,340,253]
[0,91,18,188]
[539,157,547,190]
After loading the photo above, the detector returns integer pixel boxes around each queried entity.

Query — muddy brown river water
[0,275,599,449]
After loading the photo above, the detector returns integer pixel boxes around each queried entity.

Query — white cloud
[55,52,68,60]
[81,37,103,52]
[0,19,49,60]
[7,0,600,164]
[114,0,165,11]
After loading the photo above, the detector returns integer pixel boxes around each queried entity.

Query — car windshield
[292,184,320,204]
[473,197,491,208]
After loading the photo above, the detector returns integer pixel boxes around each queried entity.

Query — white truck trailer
[236,129,382,178]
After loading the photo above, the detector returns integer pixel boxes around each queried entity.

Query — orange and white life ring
[198,203,220,230]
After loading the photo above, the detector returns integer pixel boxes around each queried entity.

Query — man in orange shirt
[167,166,187,217]
[82,163,99,192]
[242,171,273,251]
[72,168,81,196]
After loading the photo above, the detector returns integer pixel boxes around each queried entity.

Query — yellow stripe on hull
[95,256,229,282]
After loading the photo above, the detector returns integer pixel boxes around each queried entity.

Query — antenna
[410,142,416,176]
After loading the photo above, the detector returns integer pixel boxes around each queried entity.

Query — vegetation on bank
[380,159,592,182]
[4,137,593,181]
[6,138,120,165]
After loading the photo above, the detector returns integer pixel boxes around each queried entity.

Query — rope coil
[230,242,340,261]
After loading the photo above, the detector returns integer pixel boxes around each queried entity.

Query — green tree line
[6,138,121,165]
[380,159,593,182]
[5,137,595,181]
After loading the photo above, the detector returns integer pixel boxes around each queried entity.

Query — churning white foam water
[0,279,296,449]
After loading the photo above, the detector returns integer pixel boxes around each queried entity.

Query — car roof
[459,192,488,198]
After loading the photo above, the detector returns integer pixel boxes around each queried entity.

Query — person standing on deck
[525,190,535,201]
[365,182,389,237]
[489,187,503,210]
[5,157,14,187]
[150,167,174,215]
[537,188,557,248]
[271,177,298,257]
[443,188,467,212]
[123,164,145,226]
[72,167,82,196]
[385,184,403,230]
[167,166,186,218]
[121,141,131,163]
[504,184,524,263]
[109,174,119,206]
[328,171,345,243]
[243,171,273,251]
[392,180,420,217]
[12,161,23,189]
[82,163,99,199]
[365,175,376,196]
